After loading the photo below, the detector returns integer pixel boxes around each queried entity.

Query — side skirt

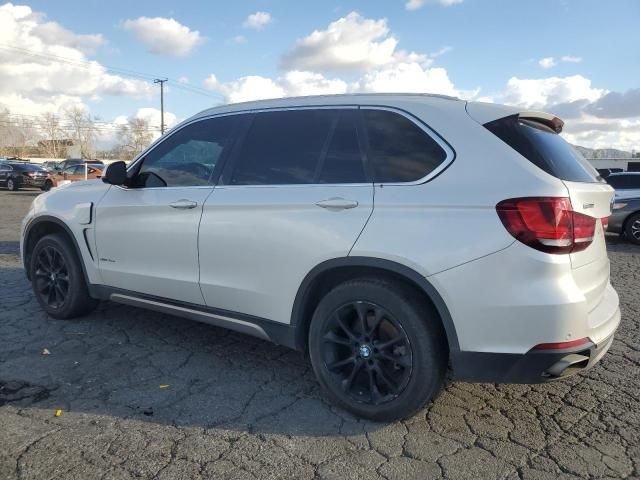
[89,285,298,349]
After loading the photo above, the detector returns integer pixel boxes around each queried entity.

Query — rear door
[198,108,374,324]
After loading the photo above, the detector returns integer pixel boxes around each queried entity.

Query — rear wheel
[30,234,98,319]
[308,278,447,421]
[624,212,640,245]
[41,180,53,191]
[7,178,18,191]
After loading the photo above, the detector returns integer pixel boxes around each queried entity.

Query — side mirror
[102,161,127,185]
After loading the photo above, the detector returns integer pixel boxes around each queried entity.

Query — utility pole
[154,78,168,135]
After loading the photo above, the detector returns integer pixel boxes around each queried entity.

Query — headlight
[612,203,627,210]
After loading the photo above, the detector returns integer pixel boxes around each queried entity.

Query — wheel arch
[291,257,459,353]
[23,216,89,285]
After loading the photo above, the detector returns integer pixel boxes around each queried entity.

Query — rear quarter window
[362,109,448,183]
[485,115,601,183]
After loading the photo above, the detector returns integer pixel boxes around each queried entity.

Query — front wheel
[308,278,447,422]
[30,234,98,319]
[625,212,640,245]
[41,180,53,191]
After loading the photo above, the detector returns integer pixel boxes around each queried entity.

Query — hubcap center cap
[358,344,372,358]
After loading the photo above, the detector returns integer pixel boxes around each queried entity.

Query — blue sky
[1,0,639,149]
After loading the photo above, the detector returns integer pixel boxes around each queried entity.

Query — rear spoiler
[466,102,564,133]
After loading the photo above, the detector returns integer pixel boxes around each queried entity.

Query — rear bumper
[451,331,616,383]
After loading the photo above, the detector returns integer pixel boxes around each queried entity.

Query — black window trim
[360,105,456,186]
[124,104,455,189]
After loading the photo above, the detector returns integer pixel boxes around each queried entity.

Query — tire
[30,233,98,319]
[41,180,53,191]
[624,212,640,245]
[308,278,447,422]
[7,177,18,191]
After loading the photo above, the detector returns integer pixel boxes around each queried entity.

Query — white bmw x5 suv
[21,94,620,421]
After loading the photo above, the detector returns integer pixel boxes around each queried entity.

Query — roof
[192,92,463,121]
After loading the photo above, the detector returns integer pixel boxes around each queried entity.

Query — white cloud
[0,3,152,117]
[204,74,286,103]
[123,16,202,56]
[204,64,458,104]
[538,55,583,69]
[406,0,463,10]
[561,55,582,63]
[243,11,272,30]
[538,57,556,69]
[230,35,248,45]
[501,75,605,110]
[281,12,427,72]
[31,21,105,55]
[353,63,458,96]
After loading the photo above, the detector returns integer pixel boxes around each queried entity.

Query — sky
[0,0,639,150]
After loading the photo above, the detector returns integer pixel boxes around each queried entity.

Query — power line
[0,43,224,101]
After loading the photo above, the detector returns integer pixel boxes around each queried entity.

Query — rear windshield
[485,115,601,183]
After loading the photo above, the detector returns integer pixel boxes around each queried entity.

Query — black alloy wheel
[321,301,413,405]
[30,234,98,319]
[309,278,447,422]
[33,245,69,310]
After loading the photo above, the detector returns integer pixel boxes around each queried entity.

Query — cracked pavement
[1,190,639,479]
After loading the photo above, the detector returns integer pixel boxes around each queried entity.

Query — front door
[94,115,239,305]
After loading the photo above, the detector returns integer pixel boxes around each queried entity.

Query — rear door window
[485,115,601,183]
[230,109,366,185]
[362,109,448,183]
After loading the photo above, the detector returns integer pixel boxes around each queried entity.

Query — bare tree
[65,107,97,158]
[39,112,65,158]
[0,110,39,158]
[117,117,154,160]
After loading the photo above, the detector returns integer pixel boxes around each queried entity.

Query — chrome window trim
[124,103,453,190]
[360,105,455,186]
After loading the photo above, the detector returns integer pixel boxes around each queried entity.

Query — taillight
[496,197,596,254]
[601,217,609,231]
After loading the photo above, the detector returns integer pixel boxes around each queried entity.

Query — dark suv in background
[0,162,51,191]
[607,172,640,244]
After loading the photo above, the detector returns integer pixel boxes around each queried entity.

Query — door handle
[169,199,198,209]
[315,197,359,210]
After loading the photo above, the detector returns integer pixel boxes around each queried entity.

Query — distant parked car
[609,197,640,245]
[41,161,61,172]
[605,172,640,200]
[0,162,52,191]
[53,164,103,185]
[52,159,105,172]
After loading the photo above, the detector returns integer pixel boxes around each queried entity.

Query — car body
[606,172,640,200]
[0,162,53,191]
[20,94,620,421]
[608,196,640,244]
